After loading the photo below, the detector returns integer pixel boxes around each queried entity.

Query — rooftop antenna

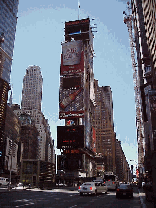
[78,0,80,20]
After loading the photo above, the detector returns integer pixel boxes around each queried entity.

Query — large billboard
[57,125,84,149]
[59,111,84,119]
[62,40,82,66]
[60,40,84,75]
[59,74,84,119]
[63,76,81,90]
[65,18,90,27]
[60,88,82,109]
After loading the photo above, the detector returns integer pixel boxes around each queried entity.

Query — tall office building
[142,0,156,74]
[21,66,43,111]
[57,18,96,178]
[93,80,116,173]
[130,0,156,180]
[0,0,19,83]
[115,139,130,181]
[0,0,19,172]
[20,65,54,162]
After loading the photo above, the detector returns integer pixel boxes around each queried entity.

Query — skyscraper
[93,80,116,173]
[142,0,156,74]
[21,65,43,111]
[20,65,54,161]
[0,0,19,172]
[57,18,96,178]
[0,0,19,83]
[124,0,156,195]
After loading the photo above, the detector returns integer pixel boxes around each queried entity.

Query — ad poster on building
[92,127,96,153]
[61,40,84,75]
[59,74,84,119]
[57,125,84,149]
[62,40,82,66]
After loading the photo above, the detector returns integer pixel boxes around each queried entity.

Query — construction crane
[123,2,144,167]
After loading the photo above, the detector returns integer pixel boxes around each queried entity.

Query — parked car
[16,182,23,187]
[0,177,9,186]
[78,182,108,196]
[116,184,133,198]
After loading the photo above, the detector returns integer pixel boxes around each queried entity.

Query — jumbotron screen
[57,125,84,149]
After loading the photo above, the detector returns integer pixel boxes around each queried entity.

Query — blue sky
[11,0,138,169]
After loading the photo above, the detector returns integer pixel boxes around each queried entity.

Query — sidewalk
[0,187,24,193]
[138,188,154,208]
[0,185,78,193]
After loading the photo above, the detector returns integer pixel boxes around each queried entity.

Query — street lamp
[8,139,13,191]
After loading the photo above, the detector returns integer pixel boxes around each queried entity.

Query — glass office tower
[0,0,19,83]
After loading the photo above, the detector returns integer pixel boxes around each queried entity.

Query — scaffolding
[123,2,144,167]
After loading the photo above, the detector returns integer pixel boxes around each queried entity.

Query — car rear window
[119,184,131,189]
[83,183,92,186]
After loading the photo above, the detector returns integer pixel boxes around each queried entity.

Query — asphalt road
[0,187,143,208]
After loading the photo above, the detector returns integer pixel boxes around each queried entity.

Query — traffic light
[136,169,139,178]
[0,151,2,157]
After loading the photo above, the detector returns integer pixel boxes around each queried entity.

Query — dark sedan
[116,184,133,198]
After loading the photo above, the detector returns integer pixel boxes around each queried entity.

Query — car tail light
[90,187,92,190]
[117,189,119,191]
[113,182,115,184]
[78,186,81,189]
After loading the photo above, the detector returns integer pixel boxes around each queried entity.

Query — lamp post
[8,139,12,191]
[8,129,15,191]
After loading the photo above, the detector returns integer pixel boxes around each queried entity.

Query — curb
[0,186,79,193]
[138,189,146,208]
[0,188,30,193]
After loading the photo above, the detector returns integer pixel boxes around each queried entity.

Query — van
[0,177,9,186]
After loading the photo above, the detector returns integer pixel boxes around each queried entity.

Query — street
[0,187,143,208]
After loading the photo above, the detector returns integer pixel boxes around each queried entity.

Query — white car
[78,182,108,196]
[16,182,23,187]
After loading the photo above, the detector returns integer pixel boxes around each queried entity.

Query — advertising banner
[62,40,82,66]
[60,88,82,109]
[61,40,84,75]
[57,125,84,149]
[65,18,89,27]
[59,74,84,119]
[61,51,84,75]
[59,110,84,119]
[92,127,96,153]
